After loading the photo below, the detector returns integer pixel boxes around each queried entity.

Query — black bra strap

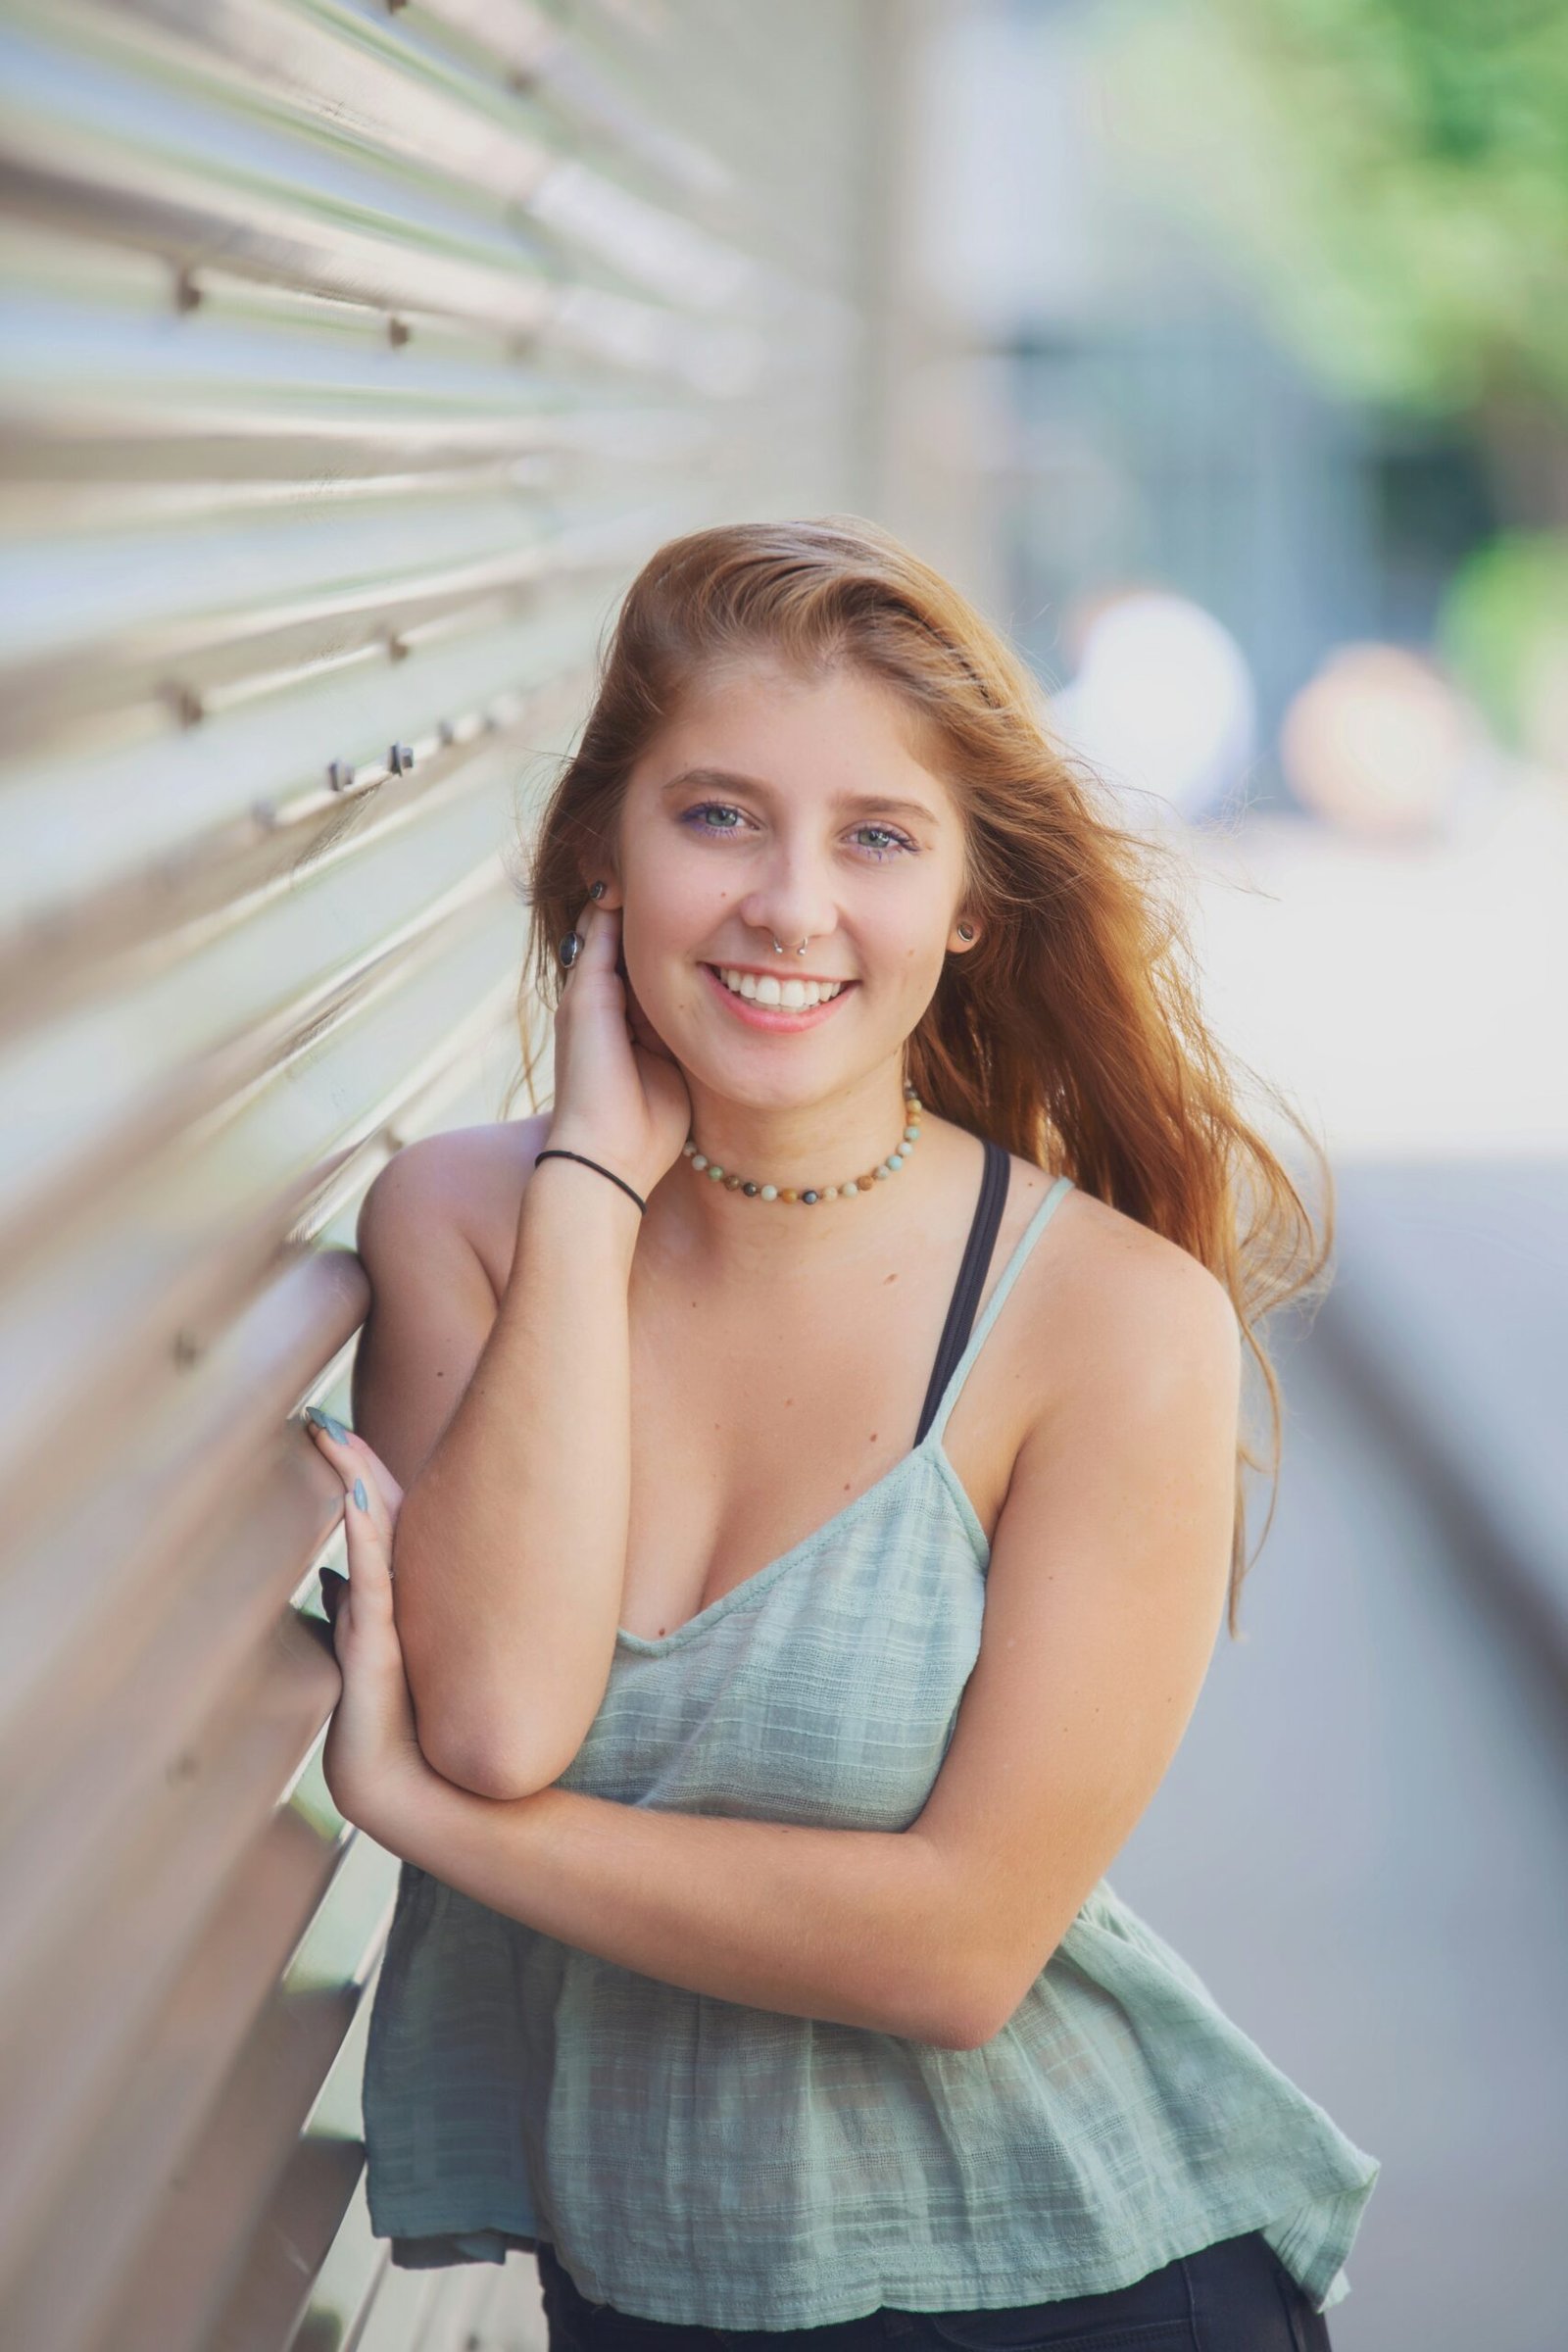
[913,1136,1011,1447]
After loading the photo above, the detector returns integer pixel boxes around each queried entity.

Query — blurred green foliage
[1439,529,1568,753]
[1100,0,1568,418]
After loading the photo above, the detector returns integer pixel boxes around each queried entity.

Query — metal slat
[0,105,746,390]
[2,373,712,490]
[0,1806,380,2352]
[0,660,595,1037]
[78,1868,392,2352]
[75,0,750,310]
[0,1425,357,2039]
[0,840,515,1264]
[0,911,521,1551]
[4,0,756,318]
[413,0,729,213]
[0,1611,347,2319]
[0,492,680,760]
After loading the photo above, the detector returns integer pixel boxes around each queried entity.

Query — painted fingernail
[310,1410,351,1443]
[353,1477,368,1510]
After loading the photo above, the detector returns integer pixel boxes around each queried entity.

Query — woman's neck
[648,1072,929,1257]
[689,1075,912,1181]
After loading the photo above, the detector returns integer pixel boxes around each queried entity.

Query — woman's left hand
[306,1410,433,1845]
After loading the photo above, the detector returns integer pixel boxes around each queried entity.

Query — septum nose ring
[770,934,811,956]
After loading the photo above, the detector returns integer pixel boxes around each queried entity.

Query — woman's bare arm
[351,887,688,1797]
[388,1774,974,2044]
[353,1134,642,1798]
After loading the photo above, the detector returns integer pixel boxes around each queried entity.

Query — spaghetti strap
[923,1171,1075,1447]
[912,1137,1011,1447]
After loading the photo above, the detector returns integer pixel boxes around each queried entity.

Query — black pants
[535,2230,1334,2352]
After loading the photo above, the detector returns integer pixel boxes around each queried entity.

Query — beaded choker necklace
[681,1085,923,1204]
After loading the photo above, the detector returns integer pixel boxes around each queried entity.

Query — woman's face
[612,659,975,1109]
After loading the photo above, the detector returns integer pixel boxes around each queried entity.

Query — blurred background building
[2,1,1564,2348]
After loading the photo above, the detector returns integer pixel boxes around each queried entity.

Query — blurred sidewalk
[1321,1160,1568,1691]
[1113,1303,1568,2352]
[1188,777,1568,1674]
[1188,774,1568,1164]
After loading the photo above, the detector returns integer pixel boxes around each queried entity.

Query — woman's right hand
[542,895,692,1201]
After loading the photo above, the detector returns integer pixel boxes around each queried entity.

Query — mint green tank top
[362,1168,1379,2328]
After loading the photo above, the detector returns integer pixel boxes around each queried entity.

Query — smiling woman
[338,514,1377,2347]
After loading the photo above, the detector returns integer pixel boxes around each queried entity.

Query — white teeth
[715,966,843,1008]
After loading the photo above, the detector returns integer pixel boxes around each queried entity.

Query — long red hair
[507,515,1331,1634]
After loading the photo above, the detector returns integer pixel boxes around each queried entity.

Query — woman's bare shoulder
[357,1114,551,1303]
[1006,1160,1239,1407]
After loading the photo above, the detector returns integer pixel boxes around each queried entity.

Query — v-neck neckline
[613,1431,985,1658]
[612,1171,1075,1659]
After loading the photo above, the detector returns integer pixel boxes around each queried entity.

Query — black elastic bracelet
[533,1148,647,1216]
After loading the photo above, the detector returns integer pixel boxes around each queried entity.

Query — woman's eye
[682,802,749,834]
[852,823,915,859]
[681,804,914,859]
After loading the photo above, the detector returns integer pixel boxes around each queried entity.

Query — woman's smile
[698,959,859,1032]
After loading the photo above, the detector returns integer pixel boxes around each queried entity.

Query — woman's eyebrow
[660,766,941,826]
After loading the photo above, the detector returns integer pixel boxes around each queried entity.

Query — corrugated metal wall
[0,4,884,2344]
